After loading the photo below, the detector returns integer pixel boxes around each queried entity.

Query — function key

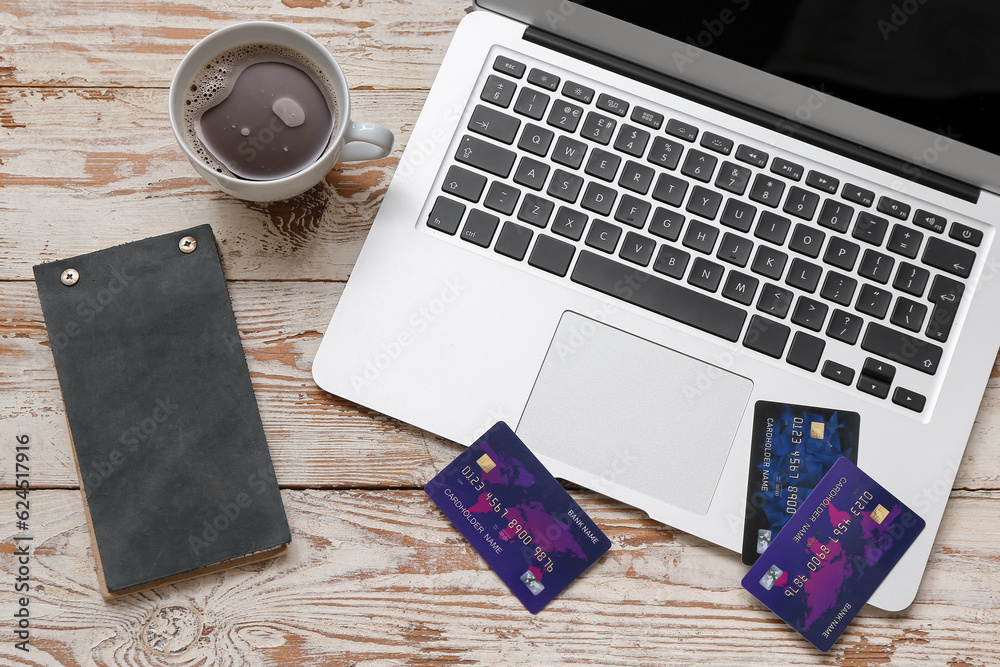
[771,157,804,181]
[806,170,839,194]
[843,183,875,207]
[562,81,595,104]
[527,68,560,91]
[700,132,734,155]
[877,196,911,220]
[949,222,983,247]
[892,387,926,413]
[666,118,699,142]
[597,93,629,117]
[736,144,769,168]
[481,75,516,108]
[631,106,664,129]
[427,196,466,235]
[914,209,946,234]
[493,55,526,79]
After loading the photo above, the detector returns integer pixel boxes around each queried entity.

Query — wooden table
[2,1,998,664]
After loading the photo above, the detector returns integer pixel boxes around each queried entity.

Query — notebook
[313,1,1000,610]
[35,225,290,597]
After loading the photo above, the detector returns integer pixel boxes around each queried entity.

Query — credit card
[424,422,611,613]
[742,458,925,652]
[742,401,861,565]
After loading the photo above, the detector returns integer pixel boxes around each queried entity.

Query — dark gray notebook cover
[34,225,290,594]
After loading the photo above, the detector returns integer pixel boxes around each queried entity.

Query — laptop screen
[581,0,1000,157]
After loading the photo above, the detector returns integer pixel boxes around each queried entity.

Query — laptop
[313,0,1000,611]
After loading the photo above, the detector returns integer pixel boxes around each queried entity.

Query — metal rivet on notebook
[179,236,197,253]
[60,269,79,286]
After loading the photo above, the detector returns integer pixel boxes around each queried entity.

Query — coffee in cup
[169,22,394,202]
[184,43,339,181]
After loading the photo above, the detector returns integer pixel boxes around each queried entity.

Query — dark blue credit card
[742,458,925,651]
[424,422,611,613]
[742,401,860,565]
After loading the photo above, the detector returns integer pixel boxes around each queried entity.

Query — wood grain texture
[0,0,470,89]
[0,87,427,281]
[3,0,1000,663]
[4,279,1000,491]
[1,490,998,666]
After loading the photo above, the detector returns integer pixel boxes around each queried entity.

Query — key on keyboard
[423,52,986,414]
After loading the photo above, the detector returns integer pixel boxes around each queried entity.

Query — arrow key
[892,387,927,413]
[822,360,855,386]
[863,357,896,383]
[857,374,890,400]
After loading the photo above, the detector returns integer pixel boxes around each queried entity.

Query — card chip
[810,421,825,439]
[477,453,496,473]
[871,504,890,524]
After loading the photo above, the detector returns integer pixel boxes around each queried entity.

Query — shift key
[456,135,517,178]
[861,322,942,375]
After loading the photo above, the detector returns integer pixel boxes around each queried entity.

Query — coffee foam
[182,43,340,177]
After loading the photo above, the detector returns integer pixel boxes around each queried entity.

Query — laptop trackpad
[517,312,753,516]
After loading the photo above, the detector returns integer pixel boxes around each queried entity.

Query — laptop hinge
[523,26,981,205]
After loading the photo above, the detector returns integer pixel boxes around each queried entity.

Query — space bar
[571,250,747,342]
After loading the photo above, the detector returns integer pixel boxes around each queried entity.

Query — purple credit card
[425,422,611,613]
[742,458,925,652]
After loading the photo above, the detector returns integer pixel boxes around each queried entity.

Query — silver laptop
[313,1,1000,610]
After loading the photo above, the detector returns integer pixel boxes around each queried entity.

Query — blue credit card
[742,401,861,565]
[742,458,925,652]
[424,422,611,614]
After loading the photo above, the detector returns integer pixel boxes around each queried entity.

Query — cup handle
[339,120,395,162]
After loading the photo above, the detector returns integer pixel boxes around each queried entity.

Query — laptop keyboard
[421,51,986,415]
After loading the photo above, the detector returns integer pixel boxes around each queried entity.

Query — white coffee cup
[168,21,394,202]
